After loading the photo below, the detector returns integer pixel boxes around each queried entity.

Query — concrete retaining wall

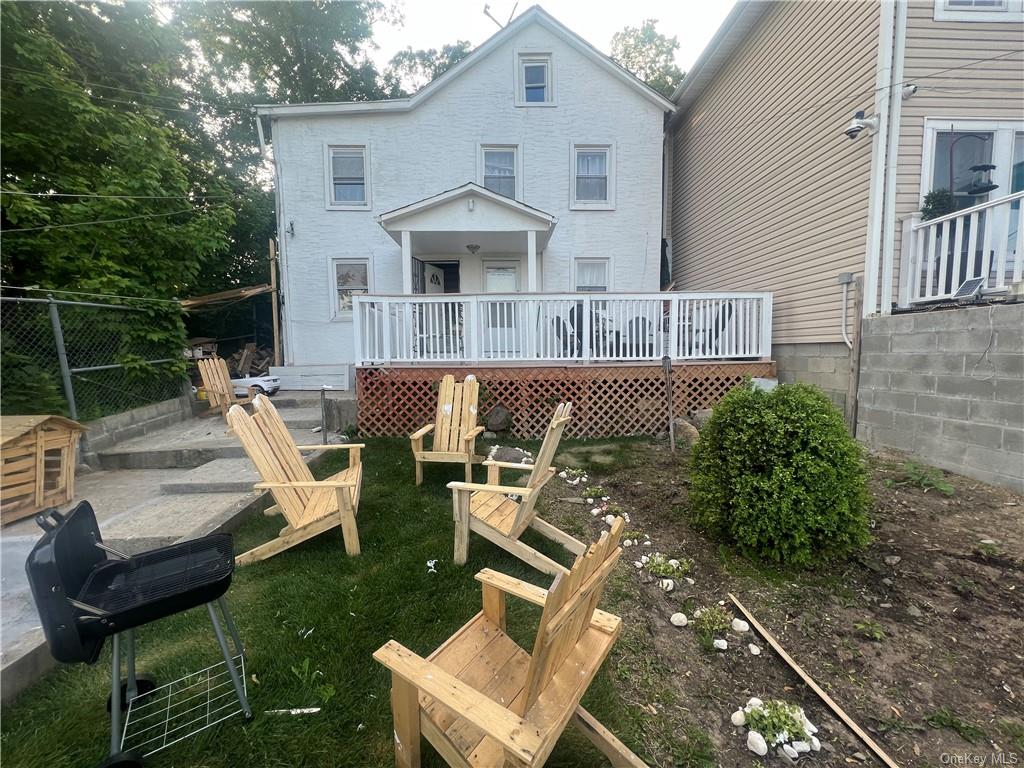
[773,342,852,411]
[80,395,193,466]
[857,304,1024,492]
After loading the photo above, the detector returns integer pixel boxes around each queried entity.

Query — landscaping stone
[884,555,901,566]
[670,612,688,627]
[792,740,811,754]
[782,744,799,759]
[713,639,727,650]
[483,431,497,439]
[490,446,530,464]
[675,420,700,447]
[485,406,512,432]
[748,643,761,655]
[747,731,768,756]
[731,709,746,726]
[811,736,821,752]
[659,578,674,592]
[731,618,750,632]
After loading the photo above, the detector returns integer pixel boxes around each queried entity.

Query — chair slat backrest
[431,374,480,453]
[227,395,315,527]
[198,357,233,406]
[518,517,624,714]
[509,403,571,534]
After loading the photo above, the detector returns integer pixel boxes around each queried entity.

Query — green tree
[610,19,684,99]
[382,41,473,97]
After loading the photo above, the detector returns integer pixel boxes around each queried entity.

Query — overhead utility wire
[0,190,233,201]
[1,205,228,234]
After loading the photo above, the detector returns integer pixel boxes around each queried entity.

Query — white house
[257,5,681,388]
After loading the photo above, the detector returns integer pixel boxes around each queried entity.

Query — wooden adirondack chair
[448,403,583,577]
[227,394,364,565]
[373,517,648,768]
[410,374,486,484]
[198,357,255,419]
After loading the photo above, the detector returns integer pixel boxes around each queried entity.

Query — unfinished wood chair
[198,356,254,420]
[448,403,583,577]
[410,374,486,485]
[374,517,647,768]
[227,394,364,565]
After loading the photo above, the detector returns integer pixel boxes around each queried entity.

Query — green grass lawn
[1,438,703,768]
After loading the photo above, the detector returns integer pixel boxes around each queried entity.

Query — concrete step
[159,458,260,494]
[278,406,324,430]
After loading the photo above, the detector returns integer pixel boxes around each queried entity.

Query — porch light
[967,163,998,196]
[466,244,481,255]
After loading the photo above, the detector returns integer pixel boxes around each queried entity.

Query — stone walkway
[0,391,355,700]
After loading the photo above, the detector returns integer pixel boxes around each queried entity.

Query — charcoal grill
[26,501,252,767]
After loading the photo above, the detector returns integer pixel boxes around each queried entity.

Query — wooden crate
[357,361,776,439]
[1,415,84,525]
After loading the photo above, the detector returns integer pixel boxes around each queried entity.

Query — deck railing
[901,190,1023,305]
[353,292,773,365]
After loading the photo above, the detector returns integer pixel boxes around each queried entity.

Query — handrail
[355,290,773,300]
[911,190,1024,229]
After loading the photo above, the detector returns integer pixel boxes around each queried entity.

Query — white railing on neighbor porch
[353,292,773,365]
[902,190,1023,304]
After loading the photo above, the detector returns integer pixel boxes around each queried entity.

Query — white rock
[643,540,652,546]
[668,559,680,568]
[746,731,768,756]
[718,600,726,606]
[748,643,761,656]
[810,736,821,752]
[669,612,688,627]
[782,744,799,759]
[659,578,674,592]
[747,697,763,709]
[713,638,727,650]
[586,498,594,504]
[731,709,746,726]
[640,555,649,564]
[624,513,630,522]
[731,618,750,633]
[623,540,633,547]
[802,717,818,735]
[685,577,696,585]
[633,561,643,569]
[604,514,616,526]
[792,740,811,754]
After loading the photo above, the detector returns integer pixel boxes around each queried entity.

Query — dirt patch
[542,442,1024,766]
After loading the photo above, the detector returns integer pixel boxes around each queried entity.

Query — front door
[482,262,520,358]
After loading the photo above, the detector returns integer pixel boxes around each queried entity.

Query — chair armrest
[447,481,533,496]
[296,444,368,450]
[254,480,357,489]
[373,641,542,764]
[475,569,548,607]
[482,459,535,472]
[410,424,435,440]
[462,426,486,442]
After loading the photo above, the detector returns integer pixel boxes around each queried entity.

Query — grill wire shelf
[121,653,247,757]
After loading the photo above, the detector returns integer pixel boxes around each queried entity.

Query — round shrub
[689,382,870,567]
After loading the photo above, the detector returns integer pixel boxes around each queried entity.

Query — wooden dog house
[1,415,84,525]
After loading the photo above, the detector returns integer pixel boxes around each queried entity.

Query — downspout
[861,0,897,319]
[879,1,907,314]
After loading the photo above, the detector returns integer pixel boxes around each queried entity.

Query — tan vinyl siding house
[669,0,881,405]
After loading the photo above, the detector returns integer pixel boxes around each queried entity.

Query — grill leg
[110,633,122,757]
[125,629,138,703]
[207,602,252,719]
[217,597,245,656]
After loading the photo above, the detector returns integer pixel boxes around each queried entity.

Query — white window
[480,145,520,199]
[574,258,610,292]
[920,119,1023,210]
[516,52,553,106]
[325,146,369,209]
[934,0,1022,21]
[332,259,370,316]
[571,144,615,210]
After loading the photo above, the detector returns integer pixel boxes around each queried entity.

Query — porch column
[401,230,413,294]
[526,230,538,292]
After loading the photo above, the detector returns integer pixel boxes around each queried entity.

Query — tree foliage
[382,41,473,97]
[610,19,684,98]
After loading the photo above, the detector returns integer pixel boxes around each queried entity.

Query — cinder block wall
[857,304,1023,492]
[80,394,193,466]
[773,342,852,411]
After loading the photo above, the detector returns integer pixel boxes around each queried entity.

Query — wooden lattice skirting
[357,361,776,439]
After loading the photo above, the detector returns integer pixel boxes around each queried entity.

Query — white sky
[370,0,736,72]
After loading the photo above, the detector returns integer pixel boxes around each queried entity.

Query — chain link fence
[1,295,187,421]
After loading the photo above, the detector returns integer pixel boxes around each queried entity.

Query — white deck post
[526,230,538,292]
[401,230,413,295]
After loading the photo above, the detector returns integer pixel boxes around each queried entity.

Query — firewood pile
[226,343,273,377]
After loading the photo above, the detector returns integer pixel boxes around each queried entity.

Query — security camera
[844,110,879,140]
[902,83,918,100]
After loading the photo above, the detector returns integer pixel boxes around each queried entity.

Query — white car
[232,374,280,397]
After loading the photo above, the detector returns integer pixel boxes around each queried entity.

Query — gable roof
[255,5,676,118]
[378,182,557,228]
[670,1,770,123]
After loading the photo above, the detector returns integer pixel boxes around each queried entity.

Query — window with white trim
[333,258,369,315]
[326,146,369,208]
[516,53,553,105]
[481,146,518,198]
[574,258,610,292]
[934,0,1023,21]
[571,145,614,209]
[921,119,1023,212]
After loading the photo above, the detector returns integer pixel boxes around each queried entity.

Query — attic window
[517,53,553,106]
